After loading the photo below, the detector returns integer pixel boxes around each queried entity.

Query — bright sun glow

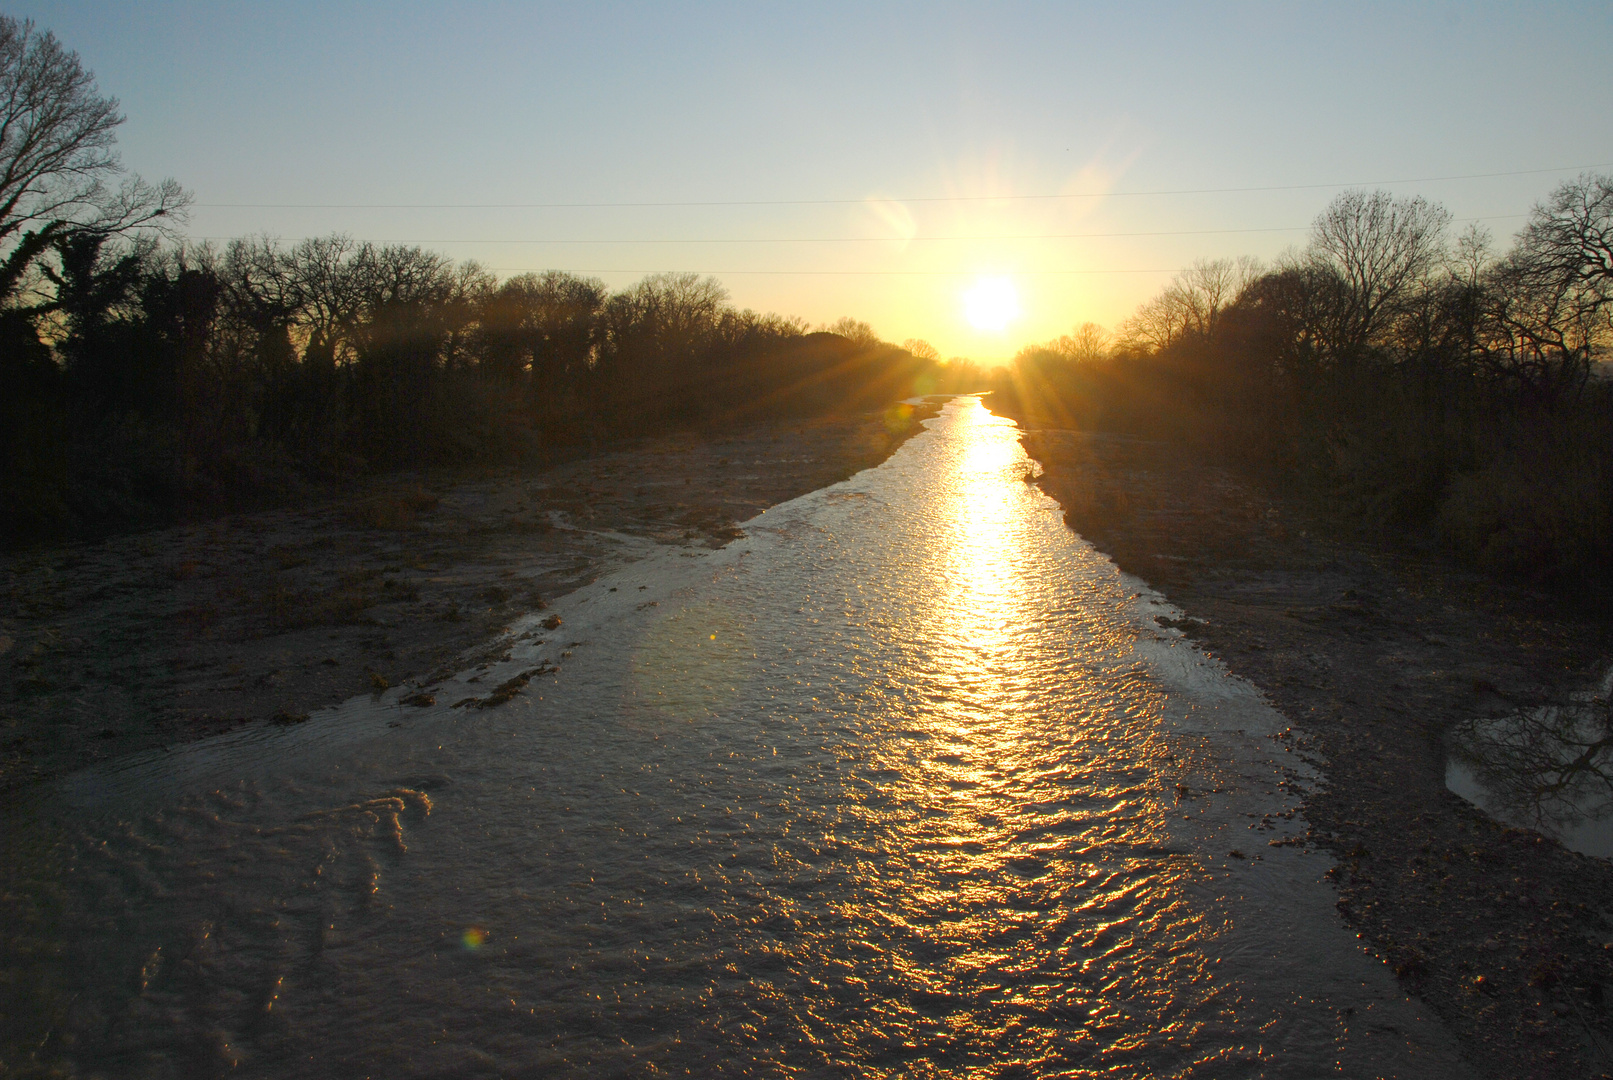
[962,276,1021,333]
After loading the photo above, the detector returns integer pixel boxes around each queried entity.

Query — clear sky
[14,1,1613,362]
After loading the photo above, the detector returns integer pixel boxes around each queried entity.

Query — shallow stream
[2,398,1466,1077]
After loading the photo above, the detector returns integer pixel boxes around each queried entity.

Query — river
[1,397,1467,1078]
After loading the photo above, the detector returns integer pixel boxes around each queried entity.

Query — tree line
[1000,176,1613,586]
[2,232,948,544]
[0,18,956,546]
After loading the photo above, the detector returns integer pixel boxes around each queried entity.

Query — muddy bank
[0,405,937,796]
[1018,426,1613,1079]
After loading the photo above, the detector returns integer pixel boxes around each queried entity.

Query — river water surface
[3,398,1467,1077]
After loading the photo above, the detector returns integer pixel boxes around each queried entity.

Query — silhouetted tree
[1472,175,1613,405]
[902,338,939,362]
[1120,258,1260,352]
[998,178,1613,585]
[1514,173,1613,297]
[478,270,605,438]
[1306,189,1450,362]
[0,16,186,309]
[823,316,881,348]
[596,272,731,430]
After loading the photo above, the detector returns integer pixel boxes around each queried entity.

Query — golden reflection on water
[927,400,1033,786]
[944,402,1026,661]
[807,397,1231,1074]
[0,395,1416,1078]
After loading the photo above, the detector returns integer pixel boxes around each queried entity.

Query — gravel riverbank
[1019,426,1613,1079]
[0,405,937,797]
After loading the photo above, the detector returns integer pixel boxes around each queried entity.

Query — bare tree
[1048,321,1110,364]
[1118,286,1189,352]
[902,337,939,361]
[1451,222,1495,290]
[1478,256,1606,403]
[1513,173,1613,297]
[479,269,606,386]
[597,272,731,392]
[823,316,881,348]
[0,17,187,306]
[1448,702,1613,834]
[1174,256,1262,336]
[1307,189,1450,358]
[610,272,729,349]
[1448,177,1613,403]
[221,234,364,372]
[1119,258,1260,351]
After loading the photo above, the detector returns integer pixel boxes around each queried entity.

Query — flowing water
[2,398,1467,1078]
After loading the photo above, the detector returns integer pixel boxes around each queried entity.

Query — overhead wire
[198,225,1320,244]
[190,162,1613,210]
[196,213,1523,246]
[184,214,1529,277]
[483,269,1186,276]
[186,161,1582,278]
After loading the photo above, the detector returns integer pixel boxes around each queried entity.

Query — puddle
[1446,666,1613,857]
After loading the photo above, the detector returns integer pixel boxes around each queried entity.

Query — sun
[962,276,1021,332]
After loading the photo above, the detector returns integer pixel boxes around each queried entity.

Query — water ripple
[2,398,1466,1078]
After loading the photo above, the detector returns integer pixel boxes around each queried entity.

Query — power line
[191,213,1525,248]
[199,226,1312,244]
[476,269,1186,277]
[197,226,1310,245]
[191,163,1611,210]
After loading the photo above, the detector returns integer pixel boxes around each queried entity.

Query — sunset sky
[17,1,1613,362]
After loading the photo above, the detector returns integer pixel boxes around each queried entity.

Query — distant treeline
[1,236,963,545]
[999,176,1613,587]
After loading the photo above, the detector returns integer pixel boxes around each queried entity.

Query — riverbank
[0,403,938,797]
[1018,425,1613,1079]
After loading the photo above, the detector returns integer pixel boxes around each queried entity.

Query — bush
[1438,415,1613,584]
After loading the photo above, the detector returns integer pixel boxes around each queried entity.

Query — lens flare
[962,276,1021,332]
[461,926,487,950]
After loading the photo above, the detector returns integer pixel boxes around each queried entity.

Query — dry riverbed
[1020,426,1613,1080]
[0,405,937,796]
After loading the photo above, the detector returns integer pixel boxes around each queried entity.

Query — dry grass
[343,487,441,531]
[269,544,312,570]
[260,583,373,633]
[175,603,220,634]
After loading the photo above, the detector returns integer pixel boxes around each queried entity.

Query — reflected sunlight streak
[935,399,1031,717]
